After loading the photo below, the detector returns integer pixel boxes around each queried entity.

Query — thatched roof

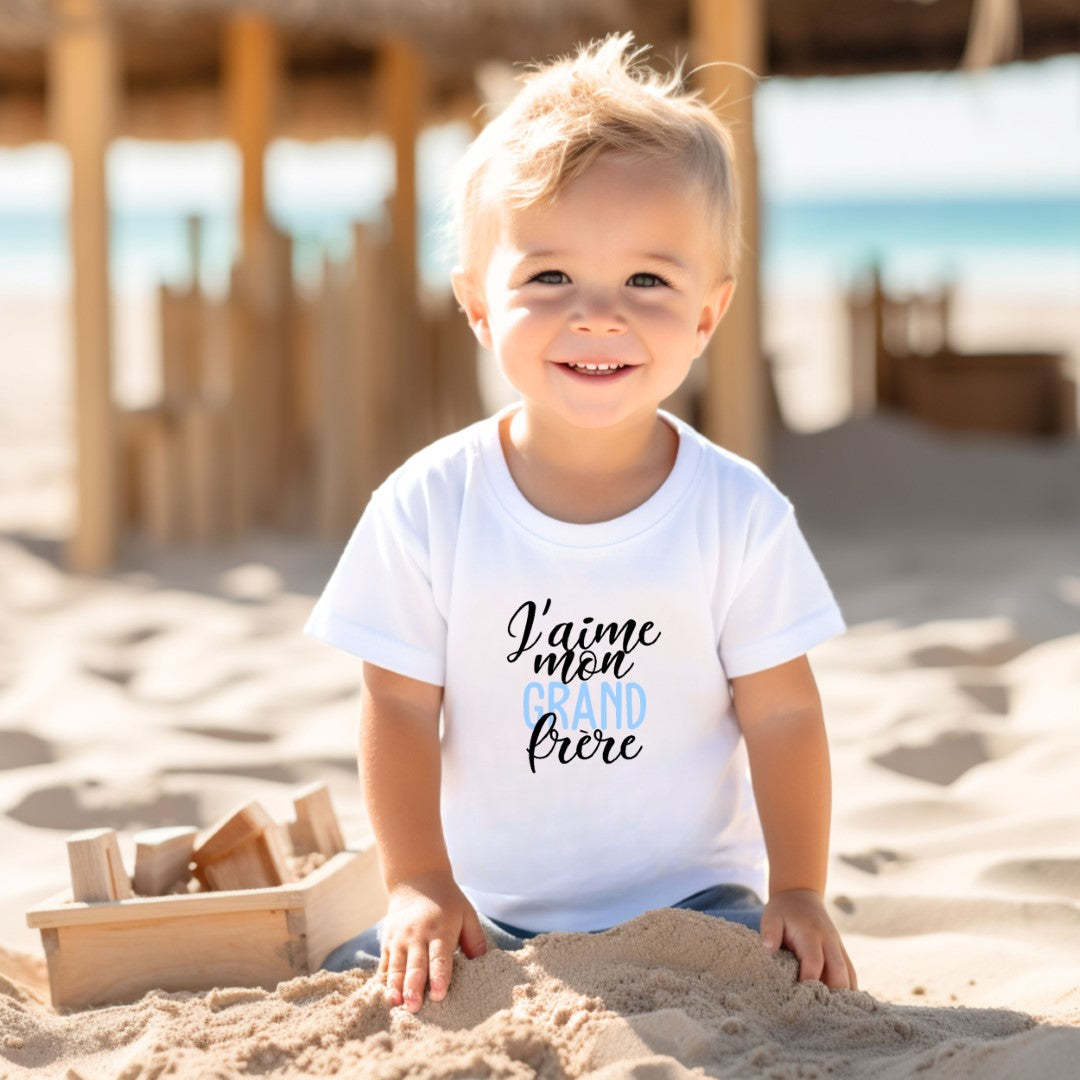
[0,0,1076,144]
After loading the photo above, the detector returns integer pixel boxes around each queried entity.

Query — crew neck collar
[478,403,704,547]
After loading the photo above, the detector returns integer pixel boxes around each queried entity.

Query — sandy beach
[1,288,1079,1077]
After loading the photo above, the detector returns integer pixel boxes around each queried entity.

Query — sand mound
[4,908,1067,1080]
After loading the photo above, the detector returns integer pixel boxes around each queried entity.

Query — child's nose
[570,295,626,335]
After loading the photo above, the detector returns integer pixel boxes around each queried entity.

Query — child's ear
[695,277,736,354]
[451,267,493,351]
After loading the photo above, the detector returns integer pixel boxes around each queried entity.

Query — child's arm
[730,654,857,990]
[359,661,488,1012]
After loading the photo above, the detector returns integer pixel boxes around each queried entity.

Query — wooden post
[48,0,119,572]
[352,223,399,514]
[314,254,350,538]
[690,0,769,469]
[871,264,893,407]
[224,12,280,259]
[377,38,431,463]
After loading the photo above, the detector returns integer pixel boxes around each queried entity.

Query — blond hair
[452,33,742,281]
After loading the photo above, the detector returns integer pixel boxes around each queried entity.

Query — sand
[2,289,1080,1077]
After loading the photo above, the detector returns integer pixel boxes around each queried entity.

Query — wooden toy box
[25,786,388,1010]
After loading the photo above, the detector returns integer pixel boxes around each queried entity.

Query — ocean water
[0,193,1078,297]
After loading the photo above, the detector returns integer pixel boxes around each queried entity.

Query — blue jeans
[321,883,763,973]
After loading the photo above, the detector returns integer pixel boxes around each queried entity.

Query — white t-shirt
[304,405,846,932]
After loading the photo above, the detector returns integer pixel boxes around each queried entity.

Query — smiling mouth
[561,361,631,375]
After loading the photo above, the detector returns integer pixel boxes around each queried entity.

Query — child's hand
[378,869,489,1012]
[760,888,857,990]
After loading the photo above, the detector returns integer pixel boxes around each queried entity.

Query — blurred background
[0,0,1077,571]
[1,0,1079,985]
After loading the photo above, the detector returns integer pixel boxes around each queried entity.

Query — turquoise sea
[1,193,1078,296]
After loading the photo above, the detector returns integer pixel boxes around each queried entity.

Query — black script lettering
[527,713,642,773]
[506,598,551,663]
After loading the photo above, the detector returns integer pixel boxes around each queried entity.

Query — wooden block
[133,826,197,896]
[67,829,133,902]
[193,800,295,891]
[193,800,273,865]
[27,850,385,1009]
[289,782,345,857]
[199,833,295,892]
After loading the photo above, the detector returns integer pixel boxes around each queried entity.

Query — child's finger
[458,905,489,960]
[842,943,859,991]
[760,910,784,953]
[820,937,851,989]
[401,942,430,1012]
[384,940,408,1006]
[796,938,825,983]
[427,937,455,1001]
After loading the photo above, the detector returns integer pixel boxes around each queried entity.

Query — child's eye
[627,272,670,288]
[529,270,570,285]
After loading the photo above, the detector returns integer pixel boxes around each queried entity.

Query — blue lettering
[572,682,597,730]
[626,683,646,729]
[549,682,570,729]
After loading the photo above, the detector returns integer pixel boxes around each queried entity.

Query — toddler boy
[306,32,857,1012]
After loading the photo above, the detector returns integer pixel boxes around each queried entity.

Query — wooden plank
[227,260,257,535]
[289,782,345,857]
[314,254,349,537]
[49,0,119,572]
[67,828,133,902]
[291,845,386,970]
[160,282,200,403]
[44,907,293,1009]
[351,223,402,512]
[690,0,770,468]
[133,826,197,896]
[265,225,298,527]
[179,401,230,542]
[139,406,184,543]
[348,226,383,525]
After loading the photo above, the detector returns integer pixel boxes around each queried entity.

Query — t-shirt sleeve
[303,485,447,686]
[718,494,846,679]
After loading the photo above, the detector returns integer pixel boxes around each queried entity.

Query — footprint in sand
[979,858,1080,901]
[174,724,276,744]
[0,730,54,770]
[908,640,1028,669]
[839,848,912,875]
[6,782,200,831]
[872,730,992,785]
[871,728,1029,786]
[956,680,1011,715]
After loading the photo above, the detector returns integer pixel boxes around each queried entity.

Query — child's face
[453,153,734,434]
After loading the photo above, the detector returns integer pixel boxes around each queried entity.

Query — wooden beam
[377,37,434,461]
[380,37,421,306]
[224,12,281,258]
[690,0,770,469]
[49,0,119,573]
